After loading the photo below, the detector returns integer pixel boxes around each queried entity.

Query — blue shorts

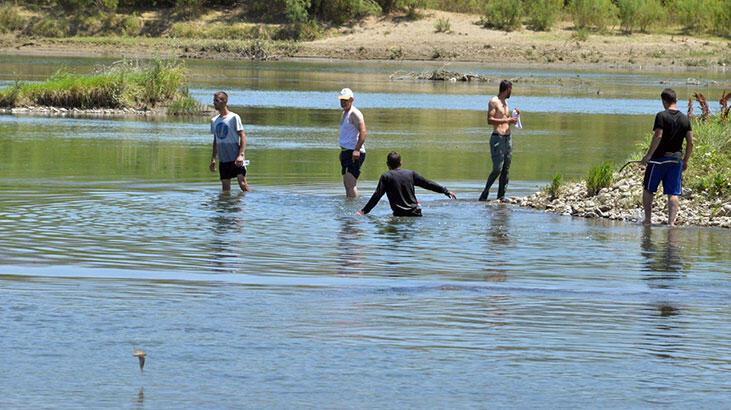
[643,157,682,195]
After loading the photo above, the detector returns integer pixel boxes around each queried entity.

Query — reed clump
[0,59,189,110]
[585,161,613,196]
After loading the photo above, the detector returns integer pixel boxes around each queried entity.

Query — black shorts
[340,150,366,179]
[219,161,247,180]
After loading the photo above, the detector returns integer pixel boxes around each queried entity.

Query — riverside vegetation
[0,59,207,115]
[517,92,731,228]
[0,1,729,63]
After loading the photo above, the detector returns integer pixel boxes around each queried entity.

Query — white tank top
[339,107,365,152]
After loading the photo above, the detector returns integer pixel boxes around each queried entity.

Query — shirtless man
[478,80,519,202]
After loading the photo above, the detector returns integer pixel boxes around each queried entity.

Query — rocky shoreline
[1,106,212,117]
[507,163,731,228]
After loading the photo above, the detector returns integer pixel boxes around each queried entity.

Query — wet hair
[386,151,401,169]
[499,80,512,94]
[214,91,228,104]
[660,88,677,104]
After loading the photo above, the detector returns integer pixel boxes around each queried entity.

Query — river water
[1,56,730,408]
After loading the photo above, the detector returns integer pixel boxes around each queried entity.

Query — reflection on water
[133,387,144,410]
[641,226,688,284]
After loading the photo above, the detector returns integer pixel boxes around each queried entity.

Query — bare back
[488,96,510,135]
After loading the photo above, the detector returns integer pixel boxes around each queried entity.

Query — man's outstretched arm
[357,177,387,215]
[414,173,456,199]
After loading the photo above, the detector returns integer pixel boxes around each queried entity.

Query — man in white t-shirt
[338,88,367,198]
[209,91,249,192]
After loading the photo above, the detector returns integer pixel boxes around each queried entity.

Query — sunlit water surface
[1,56,730,408]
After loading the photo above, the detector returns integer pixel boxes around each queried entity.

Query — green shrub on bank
[570,0,618,31]
[684,117,731,198]
[429,0,482,13]
[482,0,523,32]
[167,88,207,115]
[0,59,187,109]
[545,173,563,199]
[526,0,563,31]
[23,16,67,37]
[586,161,613,196]
[0,5,26,33]
[671,0,716,33]
[170,22,276,40]
[618,0,667,33]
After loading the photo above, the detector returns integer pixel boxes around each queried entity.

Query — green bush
[428,0,482,13]
[585,161,613,196]
[309,0,381,25]
[711,0,731,37]
[636,0,666,33]
[685,117,731,197]
[434,17,451,33]
[545,173,563,199]
[618,0,642,33]
[23,17,67,38]
[276,21,323,41]
[0,5,26,33]
[671,0,716,33]
[121,14,143,36]
[570,0,618,31]
[167,88,206,115]
[526,0,563,31]
[482,0,523,32]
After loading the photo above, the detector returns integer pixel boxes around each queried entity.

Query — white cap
[338,88,354,100]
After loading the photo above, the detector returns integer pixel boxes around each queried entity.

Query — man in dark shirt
[356,152,456,216]
[641,88,694,226]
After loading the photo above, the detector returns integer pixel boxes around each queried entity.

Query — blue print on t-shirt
[215,122,229,140]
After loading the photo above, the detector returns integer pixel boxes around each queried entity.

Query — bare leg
[642,189,653,225]
[237,174,250,192]
[667,195,680,226]
[343,172,358,198]
[221,178,232,192]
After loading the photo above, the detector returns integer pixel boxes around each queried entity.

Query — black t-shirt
[652,109,692,159]
[361,168,450,216]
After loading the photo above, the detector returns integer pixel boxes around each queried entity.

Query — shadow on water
[207,191,246,273]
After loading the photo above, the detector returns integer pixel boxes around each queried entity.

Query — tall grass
[586,161,613,196]
[0,59,187,110]
[545,173,563,199]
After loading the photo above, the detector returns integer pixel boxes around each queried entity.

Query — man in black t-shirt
[356,152,457,216]
[641,88,694,226]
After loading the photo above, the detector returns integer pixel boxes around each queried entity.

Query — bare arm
[642,129,663,164]
[209,137,217,172]
[358,176,386,215]
[236,129,247,166]
[683,130,693,171]
[352,117,367,161]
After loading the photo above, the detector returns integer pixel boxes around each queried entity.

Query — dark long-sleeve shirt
[361,168,451,216]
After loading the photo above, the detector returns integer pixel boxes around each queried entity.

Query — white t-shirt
[339,107,365,152]
[211,112,244,162]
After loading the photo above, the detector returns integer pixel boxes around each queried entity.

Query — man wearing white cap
[338,87,367,197]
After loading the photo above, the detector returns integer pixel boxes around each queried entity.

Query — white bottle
[512,109,523,129]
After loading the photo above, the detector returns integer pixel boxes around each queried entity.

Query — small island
[0,59,210,116]
[512,93,731,228]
